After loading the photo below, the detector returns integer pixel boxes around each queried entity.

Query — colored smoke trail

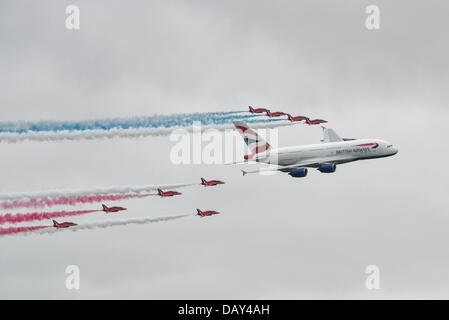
[0,210,101,225]
[1,214,193,237]
[0,183,193,202]
[0,118,294,143]
[0,111,253,134]
[0,193,154,210]
[0,226,49,236]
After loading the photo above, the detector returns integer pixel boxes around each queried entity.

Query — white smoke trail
[0,120,296,143]
[36,214,193,235]
[0,183,194,201]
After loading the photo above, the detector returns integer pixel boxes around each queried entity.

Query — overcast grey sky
[0,0,448,299]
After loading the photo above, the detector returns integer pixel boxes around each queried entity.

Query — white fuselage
[258,139,398,167]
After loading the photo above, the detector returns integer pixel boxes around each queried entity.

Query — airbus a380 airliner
[233,121,398,177]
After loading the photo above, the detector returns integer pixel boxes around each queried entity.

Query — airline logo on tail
[233,121,270,160]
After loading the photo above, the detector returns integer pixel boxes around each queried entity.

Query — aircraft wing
[241,158,331,176]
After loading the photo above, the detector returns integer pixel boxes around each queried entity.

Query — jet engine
[318,163,336,173]
[289,168,308,178]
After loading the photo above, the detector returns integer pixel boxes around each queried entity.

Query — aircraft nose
[391,147,398,155]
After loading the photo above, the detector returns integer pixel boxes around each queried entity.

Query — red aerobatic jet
[266,110,287,118]
[287,114,309,122]
[305,118,328,125]
[102,204,127,213]
[196,209,220,218]
[248,106,269,114]
[200,178,225,187]
[53,220,77,228]
[157,188,182,197]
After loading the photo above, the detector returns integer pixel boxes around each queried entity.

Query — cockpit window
[387,145,393,148]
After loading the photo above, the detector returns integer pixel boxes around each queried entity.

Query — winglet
[241,170,247,176]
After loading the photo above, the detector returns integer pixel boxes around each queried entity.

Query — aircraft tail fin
[52,220,58,227]
[233,121,270,160]
[321,127,343,143]
[102,204,108,211]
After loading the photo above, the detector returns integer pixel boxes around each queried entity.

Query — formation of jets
[45,105,397,231]
[248,105,327,125]
[52,206,221,229]
[49,178,224,229]
[233,120,398,177]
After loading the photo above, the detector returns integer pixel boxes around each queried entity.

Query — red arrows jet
[266,110,287,118]
[196,209,220,217]
[102,204,127,213]
[52,220,77,228]
[200,178,225,187]
[287,114,309,122]
[305,118,328,125]
[248,106,268,114]
[157,188,182,197]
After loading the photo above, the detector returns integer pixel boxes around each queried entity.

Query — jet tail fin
[52,220,58,227]
[233,121,270,160]
[321,127,343,143]
[102,204,108,211]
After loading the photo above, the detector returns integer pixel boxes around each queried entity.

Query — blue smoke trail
[0,117,291,143]
[0,111,265,133]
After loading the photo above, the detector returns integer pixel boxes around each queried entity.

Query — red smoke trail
[0,210,101,225]
[0,226,49,236]
[0,193,155,210]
